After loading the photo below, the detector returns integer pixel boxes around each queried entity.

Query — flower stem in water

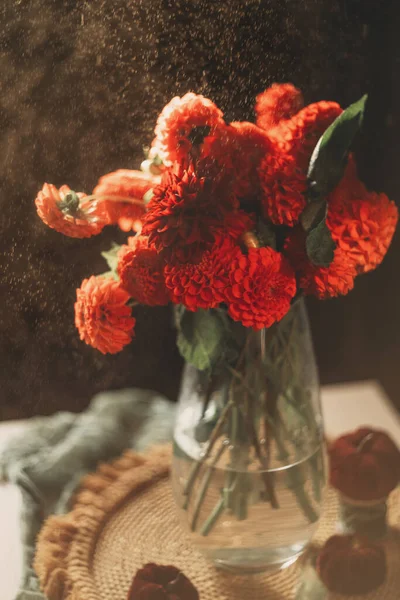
[199,496,226,536]
[183,399,233,508]
[190,441,227,531]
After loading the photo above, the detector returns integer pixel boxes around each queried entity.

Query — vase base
[210,544,306,574]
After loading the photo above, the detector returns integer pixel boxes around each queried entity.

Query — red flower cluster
[255,83,303,131]
[284,229,357,300]
[34,85,398,354]
[74,276,135,354]
[256,96,341,229]
[283,156,398,299]
[141,163,237,263]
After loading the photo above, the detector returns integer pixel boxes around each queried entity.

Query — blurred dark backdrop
[1,0,399,420]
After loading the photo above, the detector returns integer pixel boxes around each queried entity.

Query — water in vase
[172,434,325,573]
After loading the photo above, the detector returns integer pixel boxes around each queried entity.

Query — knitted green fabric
[0,388,176,600]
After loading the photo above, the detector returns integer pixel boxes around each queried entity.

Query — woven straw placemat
[34,445,400,600]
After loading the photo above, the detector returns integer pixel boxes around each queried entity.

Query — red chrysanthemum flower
[270,101,343,170]
[255,83,304,132]
[284,229,357,300]
[202,121,272,198]
[259,152,307,225]
[141,164,237,263]
[164,235,236,311]
[327,162,398,274]
[152,92,225,164]
[93,169,159,233]
[118,236,170,306]
[225,246,297,330]
[74,276,136,354]
[35,184,107,238]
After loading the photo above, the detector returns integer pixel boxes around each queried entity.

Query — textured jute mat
[34,446,400,600]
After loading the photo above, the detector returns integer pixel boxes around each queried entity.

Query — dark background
[1,0,399,420]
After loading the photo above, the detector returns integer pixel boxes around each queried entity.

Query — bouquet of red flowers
[35,84,398,362]
[34,86,398,559]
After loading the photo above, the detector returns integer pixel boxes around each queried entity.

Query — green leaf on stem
[175,307,231,371]
[306,217,336,267]
[101,243,122,273]
[302,200,336,268]
[307,94,367,203]
[300,200,326,233]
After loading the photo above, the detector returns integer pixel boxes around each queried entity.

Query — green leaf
[300,201,326,233]
[101,243,121,273]
[175,307,231,371]
[306,218,336,267]
[307,94,367,202]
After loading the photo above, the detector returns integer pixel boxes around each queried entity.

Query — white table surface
[1,380,400,600]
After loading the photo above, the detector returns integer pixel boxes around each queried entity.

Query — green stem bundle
[181,304,324,537]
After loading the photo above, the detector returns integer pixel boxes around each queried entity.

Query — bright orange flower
[74,276,135,354]
[284,229,357,300]
[225,246,297,330]
[259,151,307,226]
[35,184,107,238]
[327,162,398,274]
[255,83,303,131]
[118,236,170,306]
[152,92,224,164]
[93,169,158,233]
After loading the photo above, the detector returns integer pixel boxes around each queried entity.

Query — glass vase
[171,299,325,573]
